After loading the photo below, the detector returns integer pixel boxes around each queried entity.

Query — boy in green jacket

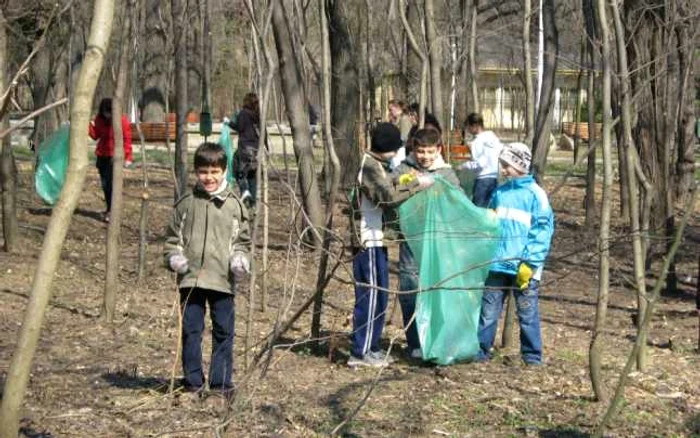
[164,142,251,395]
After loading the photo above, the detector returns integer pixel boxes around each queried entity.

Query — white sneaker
[240,190,252,201]
[368,350,396,364]
[409,348,422,359]
[347,354,387,368]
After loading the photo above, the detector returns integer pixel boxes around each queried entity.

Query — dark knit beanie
[371,123,402,153]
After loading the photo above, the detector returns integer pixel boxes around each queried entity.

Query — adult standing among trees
[88,97,133,222]
[234,92,260,208]
[388,99,412,169]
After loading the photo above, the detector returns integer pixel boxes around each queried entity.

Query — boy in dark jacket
[348,123,433,368]
[393,128,463,359]
[164,142,251,394]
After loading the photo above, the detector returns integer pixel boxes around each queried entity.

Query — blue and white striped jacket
[488,175,554,280]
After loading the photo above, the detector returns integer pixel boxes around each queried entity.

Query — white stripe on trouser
[363,248,377,356]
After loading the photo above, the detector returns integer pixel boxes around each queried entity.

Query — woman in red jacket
[88,98,133,222]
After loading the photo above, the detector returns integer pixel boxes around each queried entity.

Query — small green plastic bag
[399,176,500,365]
[35,124,70,205]
[218,123,235,184]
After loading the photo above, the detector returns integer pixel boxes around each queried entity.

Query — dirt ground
[0,156,699,438]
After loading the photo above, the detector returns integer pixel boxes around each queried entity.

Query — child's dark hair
[98,98,112,117]
[412,128,442,148]
[465,112,484,128]
[194,142,227,170]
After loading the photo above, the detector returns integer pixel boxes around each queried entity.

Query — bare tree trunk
[104,2,133,321]
[398,0,428,127]
[271,0,324,247]
[424,0,443,129]
[311,0,341,347]
[501,291,516,349]
[329,0,361,186]
[595,188,697,437]
[172,0,188,198]
[572,37,584,163]
[589,0,612,402]
[0,1,114,434]
[611,0,648,371]
[468,0,479,113]
[0,7,18,253]
[523,0,534,142]
[583,0,597,228]
[530,0,558,180]
[142,0,168,122]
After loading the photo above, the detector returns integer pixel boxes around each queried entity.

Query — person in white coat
[460,113,503,207]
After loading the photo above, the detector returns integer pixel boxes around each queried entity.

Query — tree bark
[583,0,597,228]
[0,7,18,253]
[329,0,361,187]
[589,0,612,402]
[398,0,428,127]
[311,0,342,347]
[611,0,648,371]
[424,0,443,129]
[104,2,133,321]
[271,0,324,248]
[530,0,558,180]
[468,0,479,114]
[172,0,188,198]
[141,0,168,122]
[523,0,534,142]
[0,0,114,434]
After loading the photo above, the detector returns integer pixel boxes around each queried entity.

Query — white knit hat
[499,142,531,174]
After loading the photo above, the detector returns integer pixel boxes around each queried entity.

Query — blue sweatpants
[351,246,389,358]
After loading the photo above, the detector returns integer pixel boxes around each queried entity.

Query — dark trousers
[472,177,498,208]
[180,288,235,389]
[236,170,257,206]
[96,156,113,212]
[398,241,421,351]
[351,246,389,358]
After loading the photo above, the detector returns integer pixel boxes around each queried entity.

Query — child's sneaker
[347,354,387,368]
[368,350,396,364]
[409,348,422,360]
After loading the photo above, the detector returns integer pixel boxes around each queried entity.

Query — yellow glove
[398,173,417,185]
[516,263,534,290]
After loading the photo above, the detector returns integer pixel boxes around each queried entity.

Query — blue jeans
[398,241,421,351]
[472,177,498,208]
[477,272,542,364]
[180,288,235,389]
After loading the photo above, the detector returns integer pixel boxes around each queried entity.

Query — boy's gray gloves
[417,174,435,189]
[230,253,250,280]
[169,253,189,274]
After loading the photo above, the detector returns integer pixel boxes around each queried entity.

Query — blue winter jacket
[488,175,554,280]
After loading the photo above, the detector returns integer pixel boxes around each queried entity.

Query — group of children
[348,114,554,368]
[161,111,554,395]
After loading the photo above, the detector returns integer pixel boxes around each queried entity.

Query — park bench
[561,122,602,142]
[130,122,176,142]
[443,130,471,164]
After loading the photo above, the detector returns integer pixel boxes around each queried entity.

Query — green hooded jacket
[163,184,251,294]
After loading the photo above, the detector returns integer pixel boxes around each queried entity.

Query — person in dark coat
[234,92,260,207]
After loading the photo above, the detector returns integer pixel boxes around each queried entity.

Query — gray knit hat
[499,142,531,174]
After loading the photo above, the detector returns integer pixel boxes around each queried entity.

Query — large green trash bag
[34,124,70,205]
[218,122,235,184]
[399,176,500,365]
